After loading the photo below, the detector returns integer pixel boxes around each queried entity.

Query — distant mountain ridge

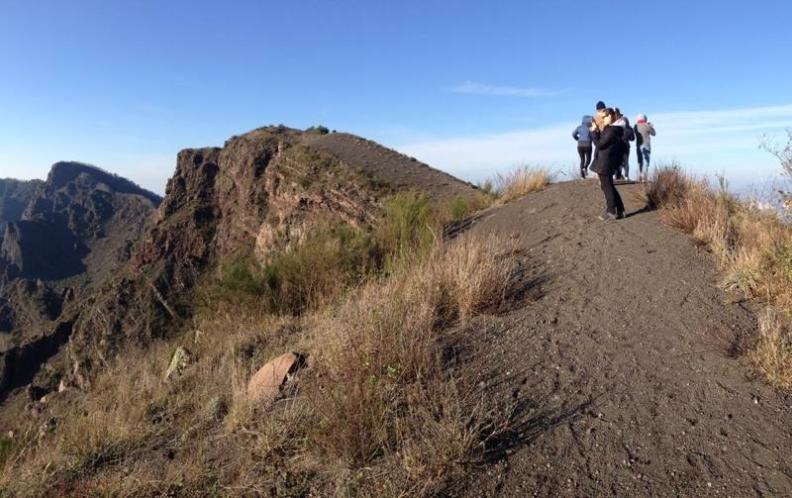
[0,162,161,399]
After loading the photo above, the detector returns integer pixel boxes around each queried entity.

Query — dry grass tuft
[493,166,552,203]
[752,308,792,390]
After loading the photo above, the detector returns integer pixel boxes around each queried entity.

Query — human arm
[648,123,656,136]
[573,128,580,141]
[593,127,618,149]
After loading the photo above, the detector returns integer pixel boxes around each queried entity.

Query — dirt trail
[461,181,792,497]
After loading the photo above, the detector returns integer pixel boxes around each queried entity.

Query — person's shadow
[624,205,652,218]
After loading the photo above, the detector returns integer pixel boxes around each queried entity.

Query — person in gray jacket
[634,114,656,182]
[572,115,594,179]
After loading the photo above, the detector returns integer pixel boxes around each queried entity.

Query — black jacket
[591,125,625,176]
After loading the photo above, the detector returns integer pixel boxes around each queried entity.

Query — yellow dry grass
[752,309,792,390]
[493,166,552,203]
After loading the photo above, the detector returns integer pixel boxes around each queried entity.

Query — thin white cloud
[396,104,792,187]
[451,81,563,98]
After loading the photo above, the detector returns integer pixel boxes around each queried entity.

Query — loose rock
[247,352,303,405]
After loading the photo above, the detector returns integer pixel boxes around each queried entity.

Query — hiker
[634,114,656,182]
[572,116,594,179]
[612,108,635,180]
[592,101,608,131]
[590,101,608,177]
[589,108,625,220]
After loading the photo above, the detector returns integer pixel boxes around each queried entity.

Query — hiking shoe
[616,212,625,219]
[598,212,618,221]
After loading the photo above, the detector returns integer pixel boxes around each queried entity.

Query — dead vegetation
[0,189,528,496]
[492,166,552,203]
[643,165,792,390]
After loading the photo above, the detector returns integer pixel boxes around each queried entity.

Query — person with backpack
[589,108,625,220]
[612,108,635,180]
[572,115,594,179]
[635,114,656,182]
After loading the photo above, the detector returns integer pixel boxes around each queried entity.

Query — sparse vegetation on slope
[0,230,525,497]
[644,165,792,389]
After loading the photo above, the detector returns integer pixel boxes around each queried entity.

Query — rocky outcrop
[0,179,42,224]
[67,126,479,386]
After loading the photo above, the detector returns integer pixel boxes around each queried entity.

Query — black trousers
[599,173,625,215]
[577,143,592,177]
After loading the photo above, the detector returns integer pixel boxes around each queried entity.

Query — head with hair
[636,113,648,123]
[602,107,616,126]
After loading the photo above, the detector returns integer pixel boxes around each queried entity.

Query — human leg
[599,173,618,214]
[614,183,625,216]
[642,147,651,180]
[577,144,587,178]
[623,150,630,180]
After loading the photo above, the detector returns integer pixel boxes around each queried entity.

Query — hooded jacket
[572,116,594,143]
[590,125,625,176]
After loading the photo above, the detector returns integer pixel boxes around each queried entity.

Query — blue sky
[2,0,791,194]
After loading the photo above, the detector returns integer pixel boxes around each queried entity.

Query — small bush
[218,257,266,295]
[374,193,436,269]
[442,194,492,224]
[264,225,376,315]
[642,164,690,209]
[477,179,496,197]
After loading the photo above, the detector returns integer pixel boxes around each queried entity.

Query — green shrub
[443,195,492,223]
[218,258,266,295]
[374,193,436,270]
[477,179,496,197]
[264,225,376,315]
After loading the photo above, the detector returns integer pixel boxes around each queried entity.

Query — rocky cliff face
[0,179,42,224]
[68,126,478,386]
[0,163,161,398]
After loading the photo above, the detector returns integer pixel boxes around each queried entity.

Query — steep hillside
[0,163,161,399]
[64,126,479,386]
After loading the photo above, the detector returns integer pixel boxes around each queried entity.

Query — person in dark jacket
[572,115,594,179]
[590,108,625,220]
[613,108,635,180]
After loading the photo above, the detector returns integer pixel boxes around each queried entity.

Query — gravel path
[461,180,792,497]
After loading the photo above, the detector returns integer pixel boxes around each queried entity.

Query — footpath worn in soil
[461,181,792,497]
